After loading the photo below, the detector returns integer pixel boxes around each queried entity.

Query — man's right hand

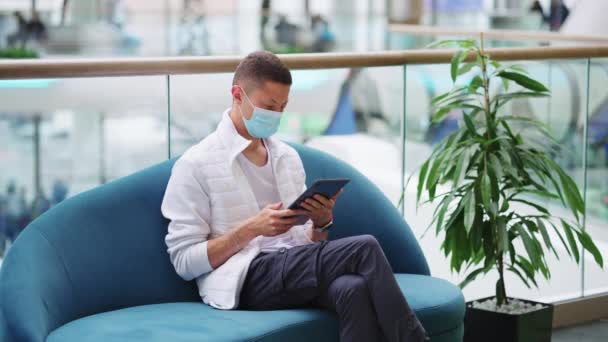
[247,202,308,237]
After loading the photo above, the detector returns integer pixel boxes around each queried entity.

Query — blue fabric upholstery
[46,274,463,342]
[0,143,464,341]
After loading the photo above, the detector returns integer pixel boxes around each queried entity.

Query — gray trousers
[239,235,428,342]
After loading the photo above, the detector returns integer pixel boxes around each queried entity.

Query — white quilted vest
[179,110,308,309]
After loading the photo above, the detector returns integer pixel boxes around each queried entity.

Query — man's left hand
[299,190,343,227]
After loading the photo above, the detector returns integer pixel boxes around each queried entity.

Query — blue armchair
[0,144,464,341]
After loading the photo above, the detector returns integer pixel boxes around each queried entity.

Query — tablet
[288,178,350,224]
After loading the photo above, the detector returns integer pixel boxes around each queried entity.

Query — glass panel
[169,66,404,203]
[584,58,608,296]
[0,76,168,259]
[403,59,590,302]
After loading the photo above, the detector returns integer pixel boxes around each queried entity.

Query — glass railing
[0,46,606,305]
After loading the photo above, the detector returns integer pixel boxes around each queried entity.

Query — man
[162,51,428,341]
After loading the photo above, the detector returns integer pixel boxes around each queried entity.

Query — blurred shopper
[311,15,335,52]
[326,69,389,135]
[274,15,298,49]
[260,0,272,44]
[5,182,23,242]
[179,0,210,55]
[530,0,570,30]
[26,11,48,43]
[16,187,30,234]
[51,179,69,206]
[6,10,47,48]
[6,12,28,48]
[30,190,50,223]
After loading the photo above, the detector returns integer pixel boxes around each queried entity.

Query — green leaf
[445,202,465,232]
[516,257,539,287]
[494,92,550,107]
[500,198,510,213]
[417,159,430,204]
[577,230,604,267]
[549,221,571,257]
[498,150,512,166]
[498,71,549,93]
[459,266,490,289]
[431,91,454,105]
[561,219,580,263]
[517,189,559,200]
[508,65,529,74]
[432,106,453,123]
[464,191,475,233]
[451,50,468,82]
[431,86,469,105]
[426,152,446,198]
[458,62,476,76]
[502,77,509,92]
[489,154,503,182]
[558,170,585,220]
[508,266,532,289]
[517,224,540,265]
[480,171,492,216]
[511,198,549,215]
[462,112,478,136]
[435,195,451,234]
[427,39,476,49]
[452,147,471,187]
[536,219,554,251]
[445,98,477,108]
[468,75,483,92]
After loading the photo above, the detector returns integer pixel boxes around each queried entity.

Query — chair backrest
[291,144,429,275]
[0,143,429,342]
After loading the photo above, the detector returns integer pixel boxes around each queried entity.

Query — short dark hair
[232,51,292,91]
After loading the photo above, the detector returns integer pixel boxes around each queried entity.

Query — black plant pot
[464,296,554,342]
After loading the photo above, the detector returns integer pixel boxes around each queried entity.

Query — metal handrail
[389,24,608,44]
[1,46,608,80]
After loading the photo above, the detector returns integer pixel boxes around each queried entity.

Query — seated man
[161,51,428,342]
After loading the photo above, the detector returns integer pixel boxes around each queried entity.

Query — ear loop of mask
[238,87,256,124]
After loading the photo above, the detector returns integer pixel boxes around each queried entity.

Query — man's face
[235,81,290,120]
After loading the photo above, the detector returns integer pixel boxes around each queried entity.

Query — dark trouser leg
[316,274,383,342]
[239,235,428,341]
[314,235,427,342]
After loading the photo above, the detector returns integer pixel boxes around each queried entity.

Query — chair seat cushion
[395,274,465,335]
[47,274,464,341]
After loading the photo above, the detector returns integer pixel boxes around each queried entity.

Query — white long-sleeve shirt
[161,109,313,309]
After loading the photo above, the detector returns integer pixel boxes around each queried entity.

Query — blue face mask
[239,88,283,138]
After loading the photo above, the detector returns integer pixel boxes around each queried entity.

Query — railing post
[400,64,407,216]
[581,58,591,297]
[166,75,172,160]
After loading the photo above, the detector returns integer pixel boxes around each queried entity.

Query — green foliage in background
[0,47,39,59]
[415,39,603,306]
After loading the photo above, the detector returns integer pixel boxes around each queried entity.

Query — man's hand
[299,189,343,228]
[247,202,308,237]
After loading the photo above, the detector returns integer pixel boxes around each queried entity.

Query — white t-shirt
[236,140,304,252]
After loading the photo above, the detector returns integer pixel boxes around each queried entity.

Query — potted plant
[0,47,38,59]
[412,38,604,341]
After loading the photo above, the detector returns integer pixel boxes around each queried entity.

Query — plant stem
[480,33,508,306]
[497,254,508,306]
[479,34,493,139]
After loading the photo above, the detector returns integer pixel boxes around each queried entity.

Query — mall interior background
[0,0,606,307]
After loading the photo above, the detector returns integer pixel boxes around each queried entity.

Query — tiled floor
[553,320,608,342]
